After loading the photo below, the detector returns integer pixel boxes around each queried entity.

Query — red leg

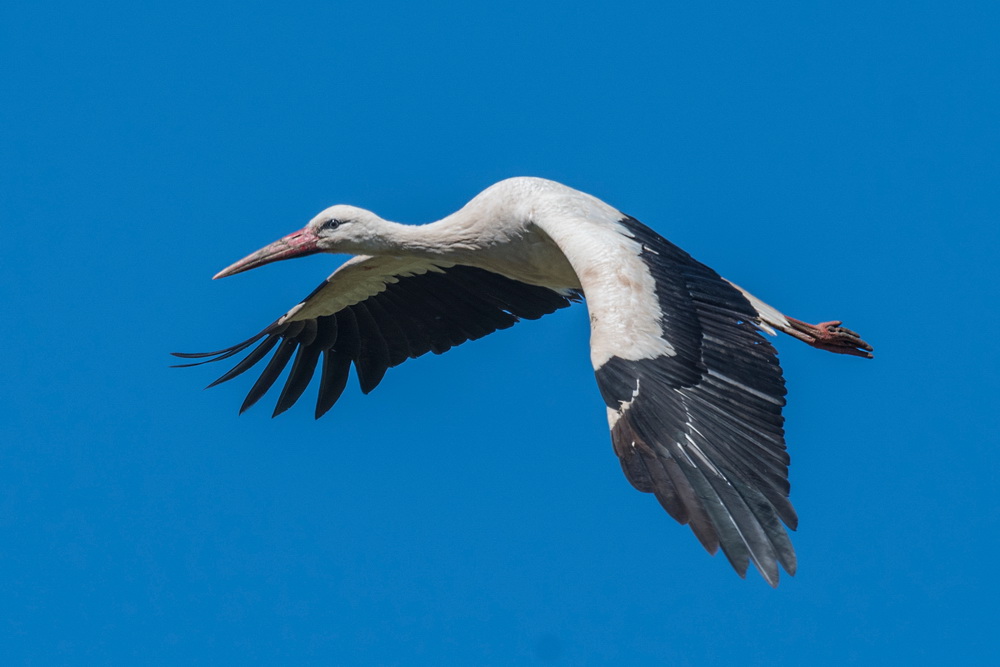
[784,318,874,358]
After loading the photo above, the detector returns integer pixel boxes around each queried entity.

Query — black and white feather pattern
[175,259,579,418]
[176,172,817,586]
[594,217,795,586]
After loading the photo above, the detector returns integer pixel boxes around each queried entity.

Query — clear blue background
[2,1,998,663]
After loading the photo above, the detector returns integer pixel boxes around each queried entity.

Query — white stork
[175,177,872,586]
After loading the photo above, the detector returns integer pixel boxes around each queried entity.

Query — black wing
[175,257,580,418]
[595,217,795,586]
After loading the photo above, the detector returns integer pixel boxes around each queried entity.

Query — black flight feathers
[595,217,795,586]
[173,265,580,418]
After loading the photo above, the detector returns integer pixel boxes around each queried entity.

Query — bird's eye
[324,219,342,231]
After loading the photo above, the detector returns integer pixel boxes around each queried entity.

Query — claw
[785,318,874,358]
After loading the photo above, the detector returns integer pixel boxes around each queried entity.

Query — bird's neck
[363,218,483,262]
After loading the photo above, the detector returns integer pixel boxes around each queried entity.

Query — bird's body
[177,177,872,586]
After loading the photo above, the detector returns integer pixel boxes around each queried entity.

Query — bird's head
[213,205,387,279]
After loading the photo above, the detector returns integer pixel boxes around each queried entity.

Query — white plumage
[176,177,872,586]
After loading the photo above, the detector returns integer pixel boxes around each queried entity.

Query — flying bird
[175,177,872,586]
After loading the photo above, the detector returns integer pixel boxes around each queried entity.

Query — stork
[175,177,872,586]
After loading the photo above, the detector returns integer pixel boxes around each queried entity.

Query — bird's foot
[786,318,874,358]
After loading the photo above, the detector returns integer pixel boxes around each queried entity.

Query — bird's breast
[457,227,582,291]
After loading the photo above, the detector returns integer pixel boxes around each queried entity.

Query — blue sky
[2,1,998,663]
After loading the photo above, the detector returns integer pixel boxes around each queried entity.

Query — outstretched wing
[175,256,580,418]
[592,217,795,586]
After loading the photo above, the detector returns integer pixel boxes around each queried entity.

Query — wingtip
[759,562,781,588]
[759,552,797,587]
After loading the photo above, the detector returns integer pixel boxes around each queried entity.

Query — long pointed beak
[213,228,321,279]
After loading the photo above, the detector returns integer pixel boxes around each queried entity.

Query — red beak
[213,228,321,279]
